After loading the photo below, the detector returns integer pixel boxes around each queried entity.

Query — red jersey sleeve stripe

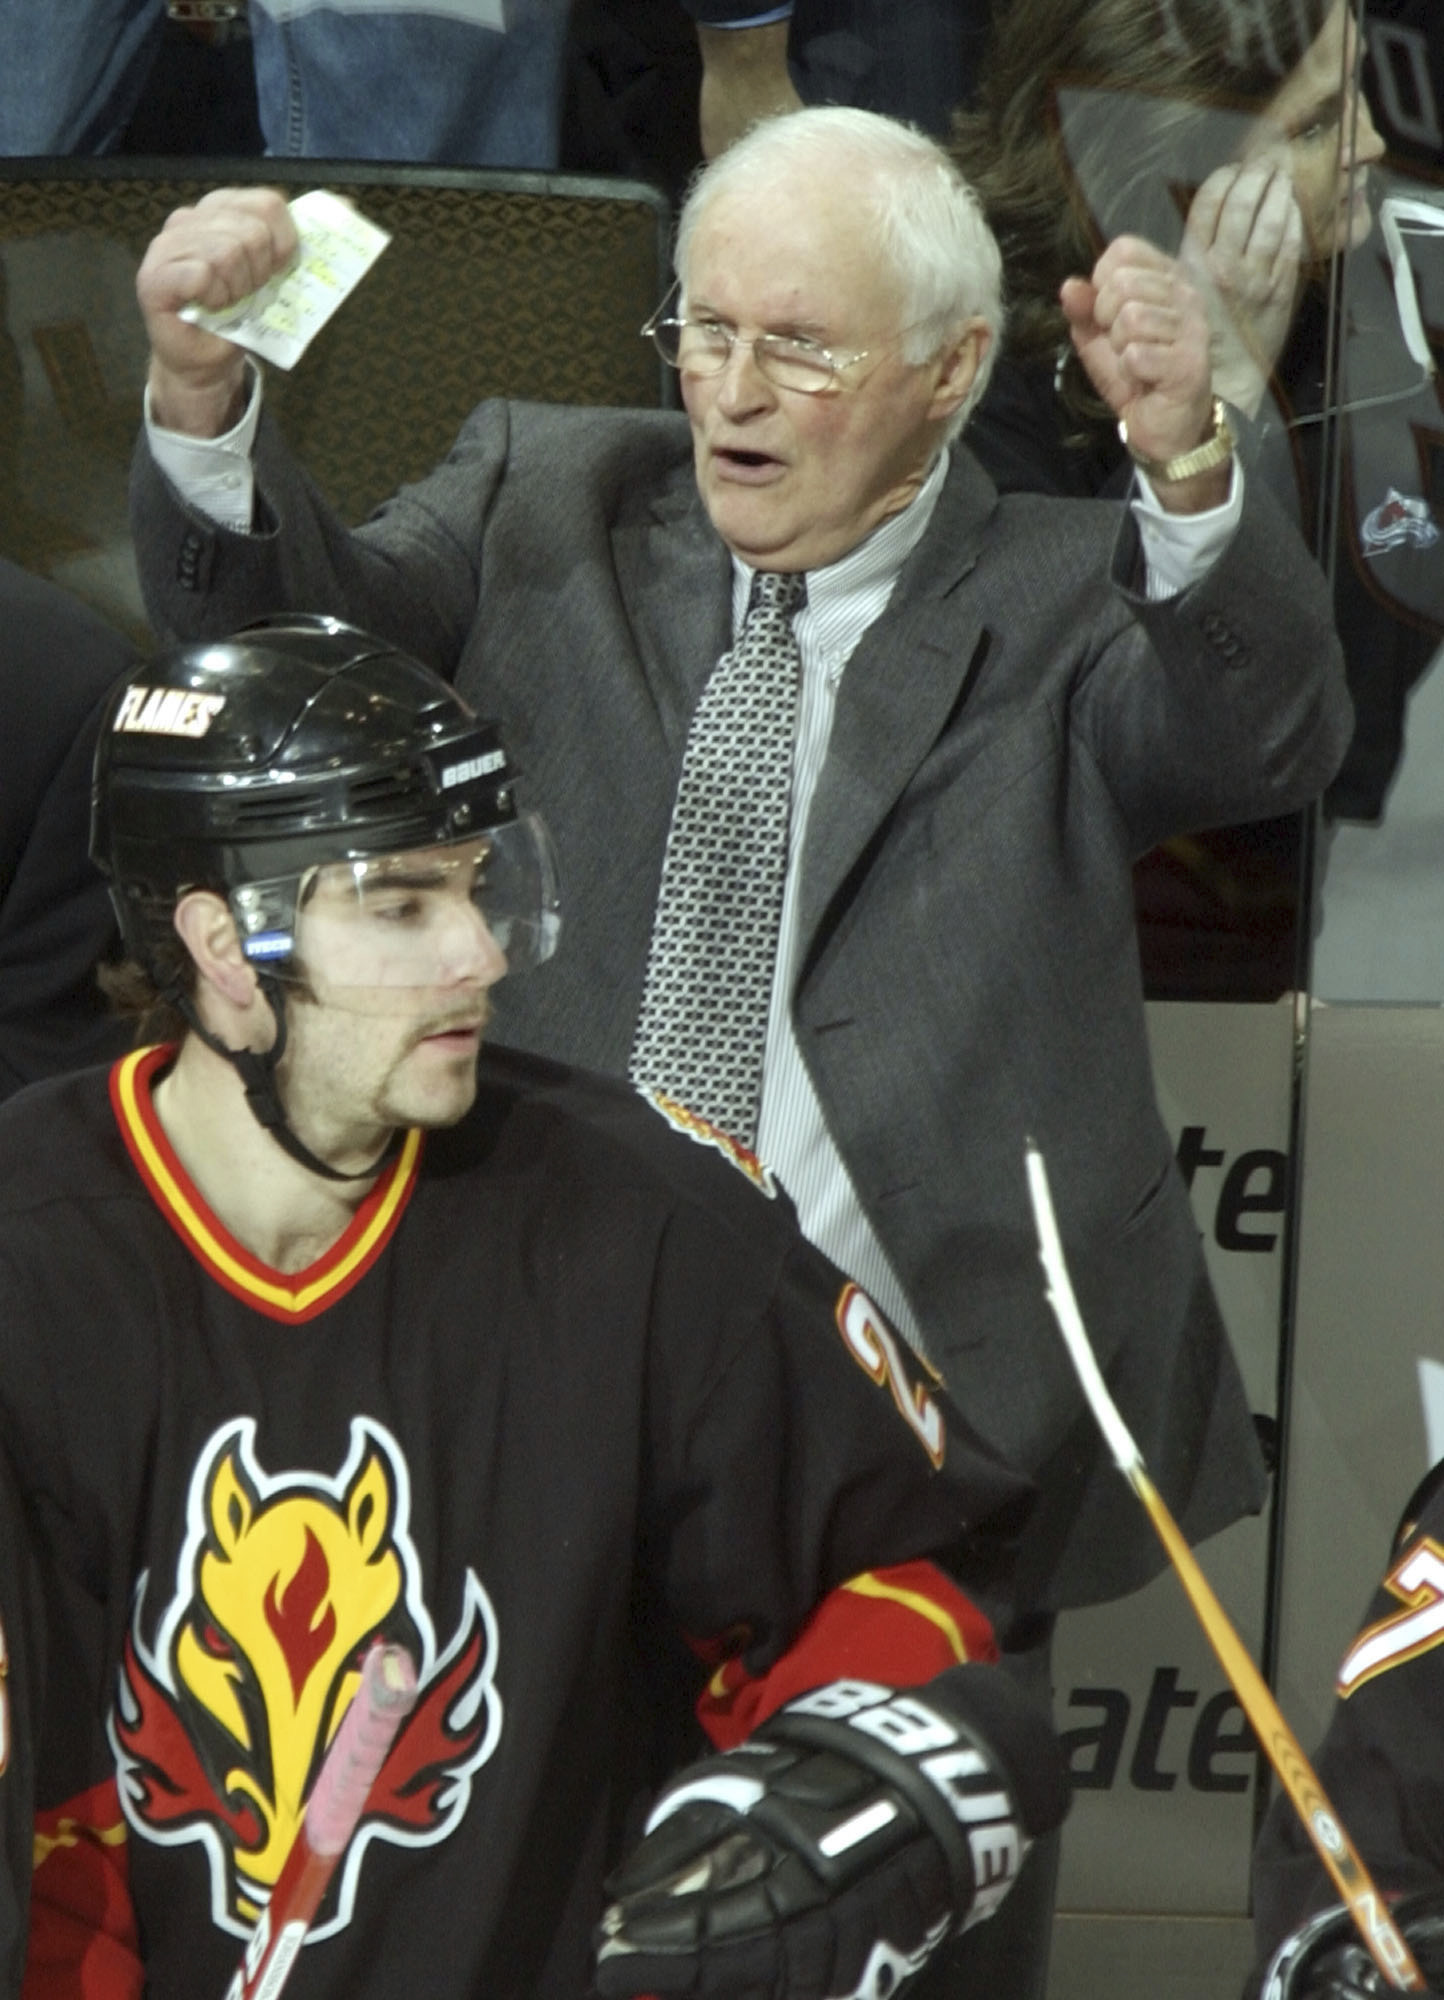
[696,1559,998,1749]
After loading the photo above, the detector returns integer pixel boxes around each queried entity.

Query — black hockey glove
[593,1664,1069,2000]
[1260,1893,1444,1999]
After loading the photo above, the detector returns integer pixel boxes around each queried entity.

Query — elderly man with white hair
[127,105,1348,1992]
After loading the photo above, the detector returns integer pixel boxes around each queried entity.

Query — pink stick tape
[306,1642,419,1855]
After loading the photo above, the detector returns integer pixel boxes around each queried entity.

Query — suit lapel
[612,444,1002,974]
[797,450,1000,963]
[617,463,733,763]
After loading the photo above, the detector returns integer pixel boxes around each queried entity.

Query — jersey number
[835,1284,945,1468]
[1338,1537,1444,1697]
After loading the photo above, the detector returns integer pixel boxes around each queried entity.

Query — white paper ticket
[178,188,391,370]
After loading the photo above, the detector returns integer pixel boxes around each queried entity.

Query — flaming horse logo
[109,1416,502,1940]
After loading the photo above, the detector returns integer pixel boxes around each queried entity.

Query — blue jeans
[0,0,166,153]
[0,0,568,166]
[248,0,570,166]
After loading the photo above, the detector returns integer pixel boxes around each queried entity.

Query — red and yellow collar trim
[110,1045,422,1324]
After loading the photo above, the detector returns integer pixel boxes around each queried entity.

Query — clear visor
[231,813,560,1011]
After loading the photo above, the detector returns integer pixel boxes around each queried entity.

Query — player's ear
[172,890,257,1011]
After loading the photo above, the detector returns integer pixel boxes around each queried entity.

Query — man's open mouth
[714,446,784,478]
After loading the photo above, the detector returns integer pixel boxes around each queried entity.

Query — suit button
[1202,612,1245,664]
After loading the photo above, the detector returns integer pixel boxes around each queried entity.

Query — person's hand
[1183,162,1303,417]
[1061,236,1226,512]
[593,1666,1067,1999]
[1260,1890,1444,1999]
[696,21,803,159]
[135,187,298,436]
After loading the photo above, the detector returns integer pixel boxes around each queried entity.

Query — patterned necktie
[629,569,807,1143]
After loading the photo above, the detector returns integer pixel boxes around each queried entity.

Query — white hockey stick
[1024,1143,1426,1992]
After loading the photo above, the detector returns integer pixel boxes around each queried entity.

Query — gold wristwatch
[1119,397,1235,484]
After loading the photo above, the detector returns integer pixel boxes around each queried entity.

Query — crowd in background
[0,2,992,199]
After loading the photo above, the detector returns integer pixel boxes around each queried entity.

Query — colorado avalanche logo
[1360,487,1441,555]
[108,1417,502,1941]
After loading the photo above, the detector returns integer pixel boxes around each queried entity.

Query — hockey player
[1250,1462,1444,1997]
[0,617,1067,2000]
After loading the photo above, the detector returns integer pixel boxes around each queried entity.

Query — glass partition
[955,0,1443,1006]
[953,4,1444,1975]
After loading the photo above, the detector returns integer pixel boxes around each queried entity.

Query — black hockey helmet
[92,613,559,981]
[91,615,559,1183]
[1260,1893,1444,1999]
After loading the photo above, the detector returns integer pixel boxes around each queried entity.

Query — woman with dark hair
[952,0,1379,492]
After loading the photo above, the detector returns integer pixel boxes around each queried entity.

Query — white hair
[674,106,1005,432]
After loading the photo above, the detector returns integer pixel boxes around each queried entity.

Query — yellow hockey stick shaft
[1025,1144,1425,1992]
[1131,1462,1424,1990]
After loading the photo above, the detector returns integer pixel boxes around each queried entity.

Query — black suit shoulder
[0,565,136,1098]
[0,560,135,880]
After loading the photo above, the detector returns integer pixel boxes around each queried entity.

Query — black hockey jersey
[0,1044,1029,2000]
[1250,1460,1444,1983]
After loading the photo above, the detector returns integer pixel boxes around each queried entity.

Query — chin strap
[176,978,396,1185]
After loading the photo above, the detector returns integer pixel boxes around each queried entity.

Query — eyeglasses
[641,287,876,395]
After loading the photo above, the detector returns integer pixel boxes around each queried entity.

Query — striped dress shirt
[739,454,951,1350]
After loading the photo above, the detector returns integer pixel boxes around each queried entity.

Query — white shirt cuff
[1131,456,1244,603]
[144,360,263,534]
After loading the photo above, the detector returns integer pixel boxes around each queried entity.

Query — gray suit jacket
[131,400,1351,1612]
